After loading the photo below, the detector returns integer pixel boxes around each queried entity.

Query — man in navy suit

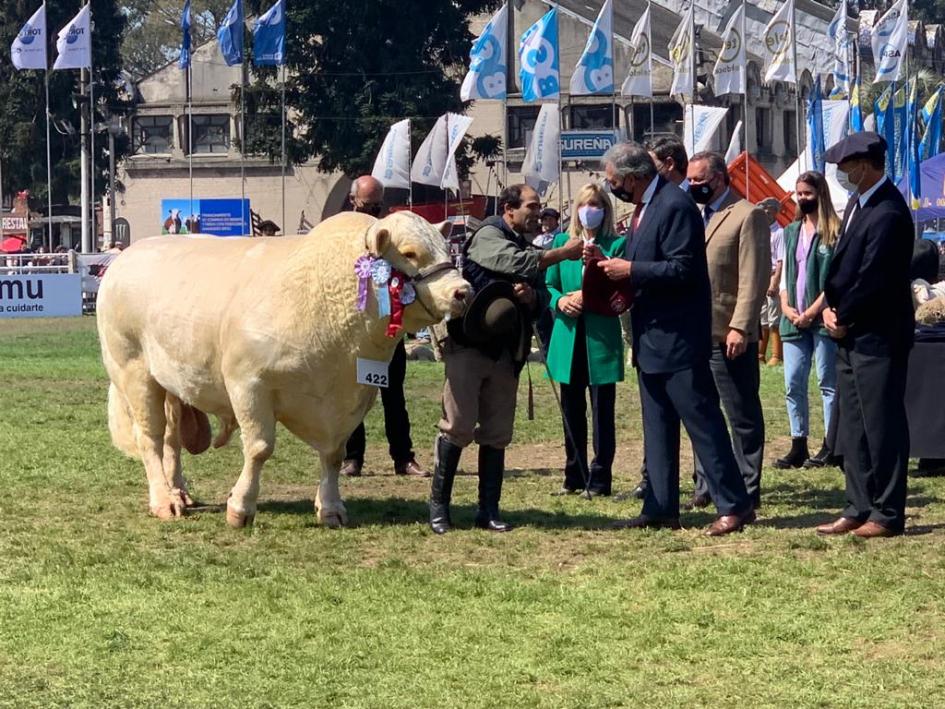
[589,142,755,535]
[818,133,914,538]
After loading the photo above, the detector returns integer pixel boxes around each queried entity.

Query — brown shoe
[705,509,756,537]
[395,458,429,477]
[851,521,900,539]
[341,459,363,477]
[815,517,863,535]
[613,514,681,530]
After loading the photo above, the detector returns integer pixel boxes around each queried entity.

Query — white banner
[11,3,47,71]
[411,116,449,188]
[871,0,908,83]
[522,103,560,194]
[371,119,411,190]
[683,105,729,156]
[828,2,852,97]
[668,6,695,97]
[53,4,91,71]
[77,253,118,294]
[620,7,651,98]
[0,274,82,318]
[724,120,743,163]
[713,5,745,96]
[440,114,474,193]
[763,0,795,84]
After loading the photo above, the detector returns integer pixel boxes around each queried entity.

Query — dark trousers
[639,363,751,519]
[345,339,414,465]
[694,342,765,505]
[559,320,616,494]
[836,345,910,530]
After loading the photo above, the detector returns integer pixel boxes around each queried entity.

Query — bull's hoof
[316,505,348,528]
[150,492,186,521]
[225,503,255,528]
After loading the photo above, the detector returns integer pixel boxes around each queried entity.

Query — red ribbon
[386,269,406,338]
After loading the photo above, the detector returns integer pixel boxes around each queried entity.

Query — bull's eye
[402,250,418,260]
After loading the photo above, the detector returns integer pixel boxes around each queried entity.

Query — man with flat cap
[818,132,915,538]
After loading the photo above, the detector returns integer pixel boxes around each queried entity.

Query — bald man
[342,175,427,477]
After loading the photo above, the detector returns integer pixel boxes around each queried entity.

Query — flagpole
[281,63,286,234]
[89,17,97,251]
[187,64,194,221]
[239,0,246,236]
[45,69,54,251]
[406,118,414,210]
[741,0,749,199]
[647,1,654,140]
[688,3,696,153]
[791,2,802,168]
[556,4,563,217]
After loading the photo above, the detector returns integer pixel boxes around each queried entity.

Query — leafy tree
[0,0,128,211]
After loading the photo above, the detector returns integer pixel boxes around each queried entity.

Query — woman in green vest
[773,171,840,469]
[545,183,626,496]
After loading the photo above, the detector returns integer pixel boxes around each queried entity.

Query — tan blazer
[703,190,771,344]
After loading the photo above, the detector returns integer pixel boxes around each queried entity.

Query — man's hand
[599,258,632,281]
[583,243,605,262]
[559,237,584,261]
[513,283,537,308]
[558,291,582,318]
[823,307,847,339]
[725,328,747,360]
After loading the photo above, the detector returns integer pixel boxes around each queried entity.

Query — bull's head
[365,211,471,331]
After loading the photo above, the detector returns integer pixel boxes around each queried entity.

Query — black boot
[773,437,809,469]
[429,434,462,535]
[474,445,512,532]
[803,439,831,468]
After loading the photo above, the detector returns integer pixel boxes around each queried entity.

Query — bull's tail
[107,383,140,459]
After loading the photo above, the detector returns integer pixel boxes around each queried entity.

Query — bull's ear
[434,220,452,238]
[365,223,391,257]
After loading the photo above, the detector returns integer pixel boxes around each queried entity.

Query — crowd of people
[346,131,921,539]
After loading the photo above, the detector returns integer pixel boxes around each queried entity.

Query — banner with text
[160,199,251,237]
[0,274,82,318]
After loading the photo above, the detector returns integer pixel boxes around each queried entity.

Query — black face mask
[610,178,635,203]
[689,182,714,204]
[798,199,818,215]
[355,202,383,217]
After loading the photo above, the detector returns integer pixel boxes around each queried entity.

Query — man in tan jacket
[686,152,771,509]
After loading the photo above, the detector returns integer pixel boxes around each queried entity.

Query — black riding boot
[803,438,831,468]
[429,434,463,535]
[773,436,809,469]
[475,445,512,532]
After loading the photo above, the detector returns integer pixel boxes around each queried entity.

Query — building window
[133,115,173,154]
[755,107,771,154]
[568,104,620,130]
[507,105,541,149]
[783,111,797,155]
[629,102,682,142]
[192,114,231,154]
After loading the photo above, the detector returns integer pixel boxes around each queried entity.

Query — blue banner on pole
[253,0,285,66]
[161,198,251,237]
[560,130,619,160]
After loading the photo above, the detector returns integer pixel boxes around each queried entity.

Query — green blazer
[545,230,627,385]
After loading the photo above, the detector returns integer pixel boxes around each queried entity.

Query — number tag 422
[356,358,390,388]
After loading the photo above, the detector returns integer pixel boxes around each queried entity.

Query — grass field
[2,318,945,708]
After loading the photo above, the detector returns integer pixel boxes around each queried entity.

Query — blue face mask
[578,205,605,230]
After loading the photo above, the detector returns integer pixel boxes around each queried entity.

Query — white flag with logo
[11,4,47,71]
[371,119,411,190]
[763,0,795,84]
[724,120,743,163]
[440,114,474,193]
[668,5,695,97]
[713,5,745,96]
[828,1,852,97]
[570,0,614,96]
[522,104,560,193]
[53,3,91,70]
[411,116,449,188]
[871,0,907,83]
[621,7,651,98]
[683,105,729,155]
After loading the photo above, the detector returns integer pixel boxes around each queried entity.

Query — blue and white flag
[827,2,852,98]
[908,78,921,206]
[253,0,285,66]
[920,86,944,161]
[683,105,728,155]
[11,4,47,71]
[179,0,192,70]
[871,0,907,83]
[217,0,244,67]
[519,8,559,102]
[620,6,651,98]
[460,3,508,101]
[570,0,613,96]
[522,103,560,193]
[806,77,825,174]
[850,76,863,131]
[371,119,412,189]
[52,3,91,71]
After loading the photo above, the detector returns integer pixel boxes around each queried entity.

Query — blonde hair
[795,171,840,248]
[568,183,616,239]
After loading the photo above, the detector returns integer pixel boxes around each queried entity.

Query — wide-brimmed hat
[462,280,520,343]
[581,258,633,316]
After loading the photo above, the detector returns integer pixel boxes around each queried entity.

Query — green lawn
[2,318,945,708]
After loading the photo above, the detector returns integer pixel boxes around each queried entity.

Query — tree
[0,0,129,212]
[244,0,503,178]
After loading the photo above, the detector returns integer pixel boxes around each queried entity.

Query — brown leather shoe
[851,521,901,539]
[815,517,863,535]
[341,459,363,477]
[395,458,429,477]
[705,509,756,537]
[613,515,681,530]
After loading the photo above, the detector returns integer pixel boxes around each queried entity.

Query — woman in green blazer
[545,183,626,496]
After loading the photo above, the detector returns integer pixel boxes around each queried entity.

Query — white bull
[97,211,470,527]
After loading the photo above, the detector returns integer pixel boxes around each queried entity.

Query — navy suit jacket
[824,178,914,356]
[625,176,713,374]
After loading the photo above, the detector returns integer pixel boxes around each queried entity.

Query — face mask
[578,205,605,230]
[689,181,714,204]
[356,202,383,217]
[610,178,635,203]
[837,164,864,194]
[798,199,818,215]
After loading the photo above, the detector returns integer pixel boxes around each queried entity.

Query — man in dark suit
[592,142,755,535]
[818,132,915,538]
